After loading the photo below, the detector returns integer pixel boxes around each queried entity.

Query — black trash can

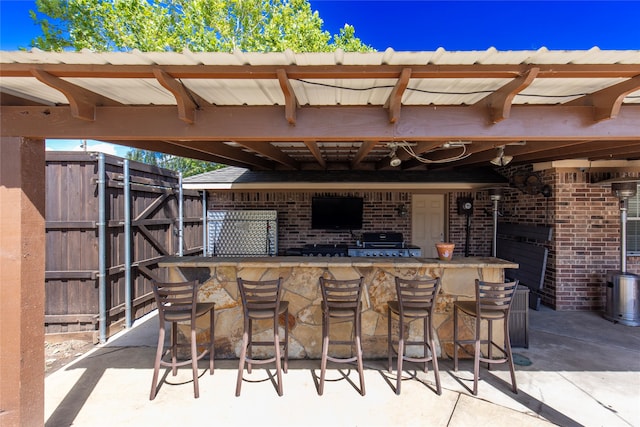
[604,271,640,326]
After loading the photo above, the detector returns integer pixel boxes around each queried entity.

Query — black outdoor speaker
[457,197,474,215]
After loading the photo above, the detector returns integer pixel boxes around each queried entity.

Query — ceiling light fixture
[388,145,402,167]
[490,146,513,166]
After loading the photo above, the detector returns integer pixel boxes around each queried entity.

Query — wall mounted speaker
[457,197,474,215]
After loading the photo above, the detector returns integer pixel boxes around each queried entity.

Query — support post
[202,190,208,256]
[0,137,46,426]
[124,159,132,328]
[98,153,107,343]
[178,172,184,256]
[489,188,503,258]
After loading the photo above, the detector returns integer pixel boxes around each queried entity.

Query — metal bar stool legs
[387,277,441,395]
[318,277,366,396]
[150,280,215,400]
[236,277,289,396]
[453,279,518,395]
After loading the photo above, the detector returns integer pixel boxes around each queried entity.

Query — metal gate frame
[45,152,203,342]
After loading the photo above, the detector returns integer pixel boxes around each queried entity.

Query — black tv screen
[312,196,363,230]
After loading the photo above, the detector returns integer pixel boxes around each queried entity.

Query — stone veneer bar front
[158,256,518,360]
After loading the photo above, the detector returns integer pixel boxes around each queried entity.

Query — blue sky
[1,0,639,155]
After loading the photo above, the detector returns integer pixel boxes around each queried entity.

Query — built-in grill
[301,244,348,257]
[348,232,422,257]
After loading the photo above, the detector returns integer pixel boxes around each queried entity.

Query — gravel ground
[45,339,95,376]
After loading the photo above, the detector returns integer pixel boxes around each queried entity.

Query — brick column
[0,137,46,426]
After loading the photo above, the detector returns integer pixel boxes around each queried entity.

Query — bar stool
[453,279,519,395]
[150,280,215,400]
[318,276,366,396]
[387,276,442,395]
[236,277,289,396]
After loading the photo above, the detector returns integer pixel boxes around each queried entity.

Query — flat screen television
[312,196,363,230]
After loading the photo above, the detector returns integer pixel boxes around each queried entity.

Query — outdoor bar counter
[158,256,518,359]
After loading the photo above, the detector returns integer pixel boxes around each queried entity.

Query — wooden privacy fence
[45,152,204,342]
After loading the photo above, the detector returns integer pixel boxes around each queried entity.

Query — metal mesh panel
[207,210,277,256]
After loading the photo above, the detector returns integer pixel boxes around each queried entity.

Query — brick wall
[448,191,495,257]
[498,165,640,311]
[205,166,639,312]
[207,191,411,250]
[207,190,498,257]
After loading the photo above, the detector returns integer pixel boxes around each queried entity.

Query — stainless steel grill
[348,232,421,257]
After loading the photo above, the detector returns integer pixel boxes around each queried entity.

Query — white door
[412,194,445,258]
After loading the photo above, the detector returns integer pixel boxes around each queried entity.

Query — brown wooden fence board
[45,152,204,337]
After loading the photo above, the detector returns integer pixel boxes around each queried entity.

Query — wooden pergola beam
[474,67,539,123]
[235,140,299,170]
[304,141,326,168]
[30,68,120,121]
[169,140,275,170]
[567,75,640,122]
[105,139,252,168]
[277,69,298,125]
[153,68,198,124]
[385,68,411,123]
[5,104,638,141]
[513,140,640,163]
[351,141,378,168]
[4,63,639,80]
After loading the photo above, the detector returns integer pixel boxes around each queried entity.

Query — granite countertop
[159,255,518,269]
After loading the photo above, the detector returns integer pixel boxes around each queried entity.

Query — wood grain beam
[474,67,539,123]
[153,68,197,124]
[3,105,640,141]
[105,139,250,168]
[4,63,639,79]
[351,141,378,168]
[566,75,640,122]
[428,140,593,168]
[586,145,640,160]
[304,141,326,168]
[234,140,299,169]
[430,140,640,169]
[169,140,275,170]
[385,68,411,123]
[277,69,297,125]
[513,140,640,163]
[30,68,120,121]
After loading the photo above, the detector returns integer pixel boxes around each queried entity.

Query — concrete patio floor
[45,306,640,427]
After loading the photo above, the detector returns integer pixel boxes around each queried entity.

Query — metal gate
[45,152,203,342]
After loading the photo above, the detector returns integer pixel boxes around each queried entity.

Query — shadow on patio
[45,307,640,427]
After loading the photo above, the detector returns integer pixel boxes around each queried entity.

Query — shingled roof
[182,166,508,190]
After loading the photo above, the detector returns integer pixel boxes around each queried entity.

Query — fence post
[178,172,184,256]
[98,153,107,343]
[124,159,132,328]
[202,190,208,256]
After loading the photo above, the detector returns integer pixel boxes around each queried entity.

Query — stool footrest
[326,355,358,364]
[243,356,278,365]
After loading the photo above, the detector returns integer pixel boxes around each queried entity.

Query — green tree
[30,0,373,53]
[126,149,225,177]
[30,0,374,175]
